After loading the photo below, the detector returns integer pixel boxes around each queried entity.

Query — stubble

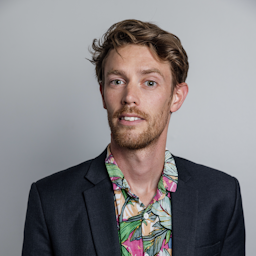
[107,104,171,150]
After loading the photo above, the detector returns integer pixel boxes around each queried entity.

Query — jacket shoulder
[173,155,239,193]
[38,159,92,183]
[33,149,108,200]
[33,159,95,200]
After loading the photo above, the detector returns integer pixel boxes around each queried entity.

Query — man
[22,19,245,256]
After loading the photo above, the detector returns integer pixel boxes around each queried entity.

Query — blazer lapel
[172,156,198,256]
[82,152,198,256]
[83,150,121,256]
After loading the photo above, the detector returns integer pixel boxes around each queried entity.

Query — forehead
[104,44,172,77]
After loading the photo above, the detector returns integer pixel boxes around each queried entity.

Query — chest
[114,189,173,256]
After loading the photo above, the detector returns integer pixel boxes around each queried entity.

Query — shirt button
[144,253,149,256]
[143,212,149,220]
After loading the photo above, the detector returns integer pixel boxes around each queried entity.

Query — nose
[121,82,140,106]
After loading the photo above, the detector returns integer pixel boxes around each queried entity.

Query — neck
[110,128,168,206]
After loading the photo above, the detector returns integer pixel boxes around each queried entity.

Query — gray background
[0,0,255,255]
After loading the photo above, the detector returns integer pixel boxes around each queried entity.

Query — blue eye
[145,81,156,87]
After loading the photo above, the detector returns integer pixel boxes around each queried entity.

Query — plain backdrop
[0,0,255,255]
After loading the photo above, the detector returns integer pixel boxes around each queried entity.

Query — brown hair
[89,19,189,90]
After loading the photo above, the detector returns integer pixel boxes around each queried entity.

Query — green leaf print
[151,196,171,229]
[148,213,157,222]
[158,176,166,194]
[145,229,167,256]
[114,178,126,188]
[142,219,147,226]
[165,230,171,244]
[105,163,124,178]
[153,232,167,255]
[121,189,128,200]
[152,221,164,230]
[120,220,141,243]
[121,245,132,256]
[130,225,142,241]
[164,163,178,177]
[118,229,121,244]
[143,239,153,251]
[143,228,166,241]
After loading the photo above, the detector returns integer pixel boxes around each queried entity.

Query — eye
[111,79,124,85]
[145,80,157,87]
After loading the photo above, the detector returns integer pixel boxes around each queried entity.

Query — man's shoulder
[174,155,235,178]
[39,158,92,181]
[173,155,239,194]
[33,149,108,196]
[34,159,93,195]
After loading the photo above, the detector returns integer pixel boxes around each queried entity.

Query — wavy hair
[89,19,189,91]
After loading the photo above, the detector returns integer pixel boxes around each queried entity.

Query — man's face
[101,44,174,150]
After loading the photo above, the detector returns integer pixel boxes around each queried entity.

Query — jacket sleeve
[22,183,53,256]
[220,178,245,256]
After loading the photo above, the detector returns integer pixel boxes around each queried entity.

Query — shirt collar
[105,144,178,195]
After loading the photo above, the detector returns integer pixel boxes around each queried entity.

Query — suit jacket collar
[84,149,109,185]
[172,156,198,256]
[83,151,197,256]
[83,149,121,256]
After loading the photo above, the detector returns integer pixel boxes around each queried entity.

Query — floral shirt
[105,146,178,256]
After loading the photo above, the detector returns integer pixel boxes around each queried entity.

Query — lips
[113,106,149,122]
[120,116,142,121]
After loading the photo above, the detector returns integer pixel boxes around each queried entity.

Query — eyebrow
[140,68,165,80]
[106,70,126,77]
[106,68,165,80]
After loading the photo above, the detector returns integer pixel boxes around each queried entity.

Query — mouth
[117,113,145,125]
[112,107,147,125]
[120,116,143,122]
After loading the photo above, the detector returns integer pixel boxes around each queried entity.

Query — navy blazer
[22,149,245,256]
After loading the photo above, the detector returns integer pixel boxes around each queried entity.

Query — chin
[112,130,160,150]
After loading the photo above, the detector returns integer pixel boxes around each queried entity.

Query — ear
[99,83,107,109]
[170,82,188,113]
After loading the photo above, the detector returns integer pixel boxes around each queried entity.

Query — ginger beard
[107,101,172,150]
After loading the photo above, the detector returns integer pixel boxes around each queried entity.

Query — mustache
[113,106,149,120]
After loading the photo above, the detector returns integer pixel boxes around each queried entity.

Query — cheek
[149,92,171,109]
[104,92,119,111]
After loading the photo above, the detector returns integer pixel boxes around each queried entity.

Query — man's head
[90,19,189,150]
[90,19,189,93]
